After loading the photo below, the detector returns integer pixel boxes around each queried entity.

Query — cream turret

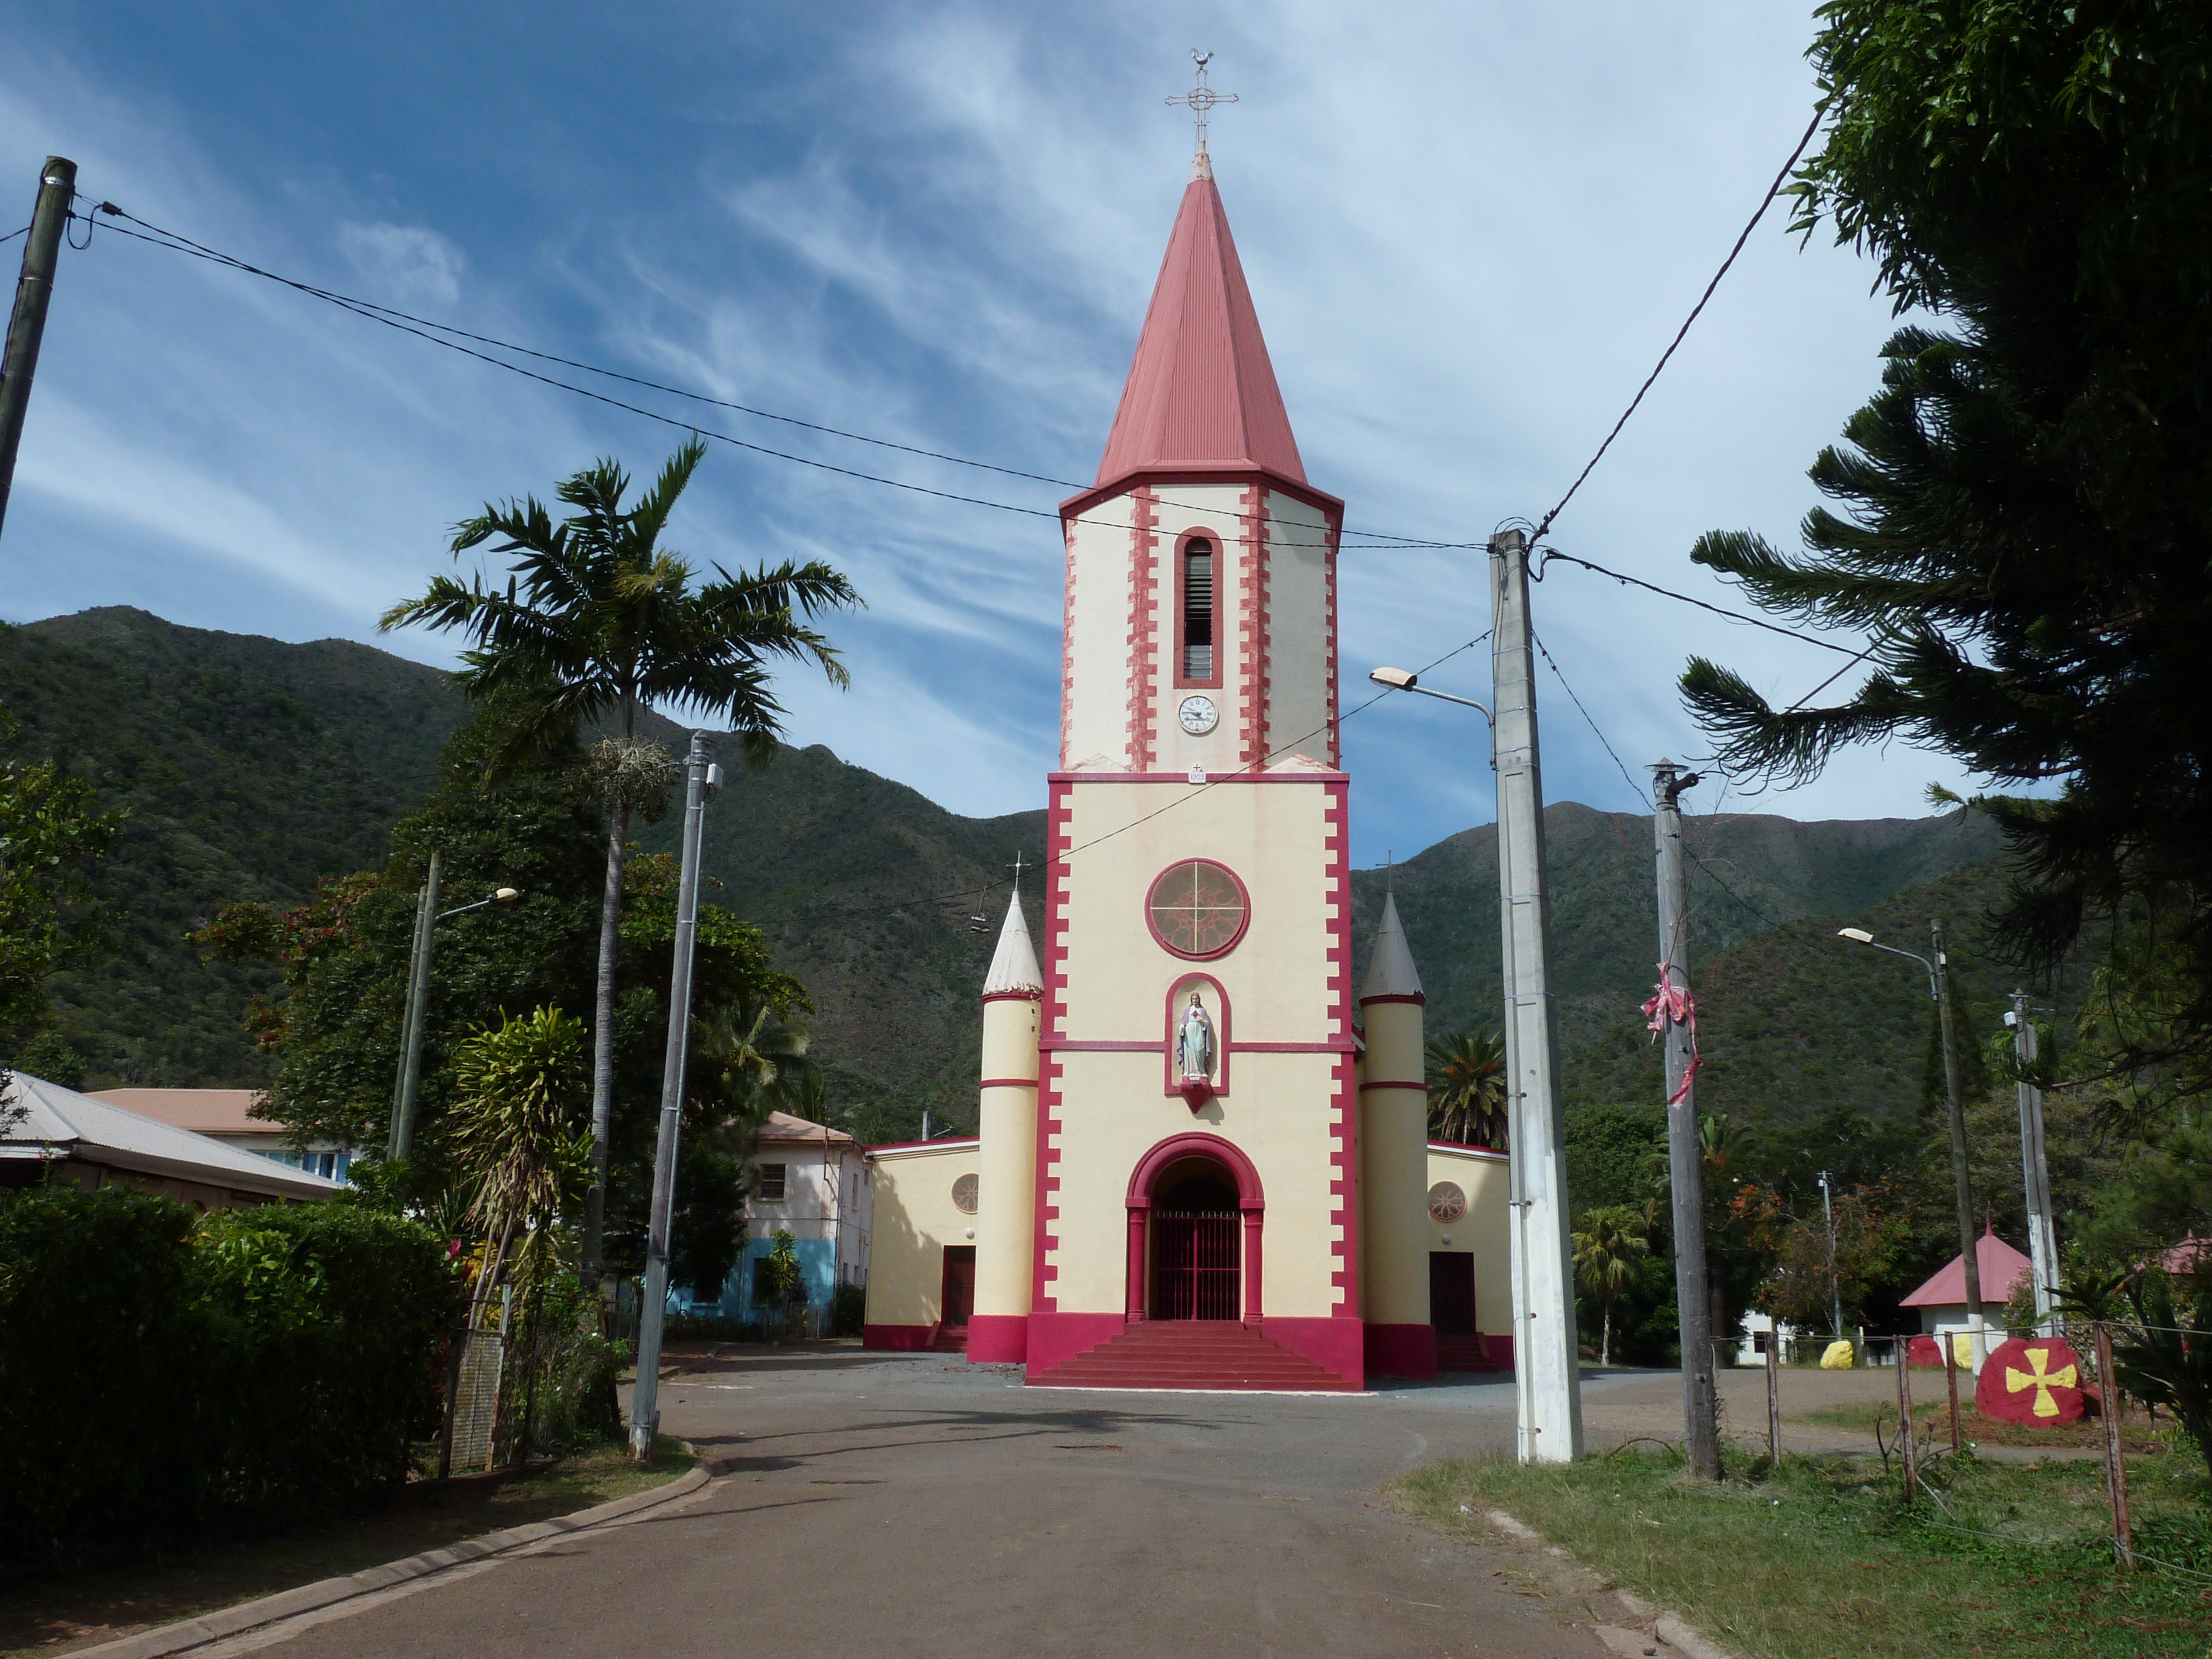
[1359,889,1435,1377]
[968,887,1042,1361]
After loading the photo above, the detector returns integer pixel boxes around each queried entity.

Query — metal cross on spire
[1008,850,1028,890]
[1166,49,1238,181]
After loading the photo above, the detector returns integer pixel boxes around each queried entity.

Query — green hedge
[0,1187,452,1568]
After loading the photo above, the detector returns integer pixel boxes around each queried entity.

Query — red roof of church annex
[1899,1226,2034,1308]
[1092,175,1307,491]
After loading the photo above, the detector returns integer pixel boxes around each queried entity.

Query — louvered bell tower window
[1182,540,1214,681]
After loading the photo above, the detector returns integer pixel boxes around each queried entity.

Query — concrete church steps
[1434,1334,1505,1374]
[1027,1321,1358,1392]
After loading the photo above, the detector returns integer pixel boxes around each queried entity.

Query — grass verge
[1395,1446,2212,1658]
[0,1437,694,1658]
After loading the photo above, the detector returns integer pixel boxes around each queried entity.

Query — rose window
[1147,860,1248,958]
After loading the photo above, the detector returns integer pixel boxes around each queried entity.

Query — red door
[1430,1251,1476,1335]
[940,1246,975,1328]
[1151,1212,1240,1319]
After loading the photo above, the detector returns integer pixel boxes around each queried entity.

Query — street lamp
[1369,665,1495,729]
[1837,919,1987,1370]
[386,855,522,1161]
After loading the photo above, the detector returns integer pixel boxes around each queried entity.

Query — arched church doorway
[1125,1133,1265,1325]
[1149,1156,1240,1319]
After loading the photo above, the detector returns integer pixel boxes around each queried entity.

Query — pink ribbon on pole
[1641,963,1702,1105]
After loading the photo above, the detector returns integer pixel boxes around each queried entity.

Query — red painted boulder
[1973,1335,2086,1426]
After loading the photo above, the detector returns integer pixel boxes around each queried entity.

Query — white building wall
[1061,494,1140,769]
[1263,489,1334,766]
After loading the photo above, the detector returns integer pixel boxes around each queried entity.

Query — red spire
[1094,177,1306,489]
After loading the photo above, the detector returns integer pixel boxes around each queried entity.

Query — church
[860,137,1512,1391]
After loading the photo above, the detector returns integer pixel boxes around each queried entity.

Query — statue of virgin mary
[1175,990,1215,1084]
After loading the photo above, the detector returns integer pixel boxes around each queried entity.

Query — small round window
[1147,859,1249,958]
[1427,1182,1467,1223]
[952,1173,978,1215]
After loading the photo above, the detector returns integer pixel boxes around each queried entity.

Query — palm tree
[1423,1027,1508,1149]
[383,439,859,1280]
[1571,1205,1651,1366]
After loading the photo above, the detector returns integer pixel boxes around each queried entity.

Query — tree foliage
[1678,2,2212,1110]
[0,709,122,1052]
[1423,1027,1507,1148]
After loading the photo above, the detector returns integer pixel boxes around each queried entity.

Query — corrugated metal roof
[2,1074,343,1201]
[1899,1228,2033,1308]
[755,1110,857,1145]
[89,1087,269,1135]
[1093,176,1305,489]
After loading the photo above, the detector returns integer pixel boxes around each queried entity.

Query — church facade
[862,155,1512,1391]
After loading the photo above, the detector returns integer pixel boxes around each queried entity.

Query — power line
[1531,629,1652,811]
[0,224,28,248]
[80,202,1470,554]
[1536,548,1866,657]
[1532,106,1825,542]
[763,630,1495,928]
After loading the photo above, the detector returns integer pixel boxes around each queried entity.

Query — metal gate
[1151,1210,1240,1319]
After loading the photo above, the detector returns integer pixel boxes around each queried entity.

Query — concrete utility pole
[630,733,719,1461]
[1650,760,1719,1478]
[387,851,442,1162]
[2011,990,2059,1333]
[1489,528,1583,1464]
[1931,917,1987,1369]
[0,156,77,544]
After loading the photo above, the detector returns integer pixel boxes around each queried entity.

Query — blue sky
[0,3,1976,863]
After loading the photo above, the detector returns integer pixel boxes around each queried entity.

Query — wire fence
[434,1280,624,1477]
[1703,1316,2206,1579]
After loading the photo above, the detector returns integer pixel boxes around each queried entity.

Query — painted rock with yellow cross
[1972,1335,2085,1426]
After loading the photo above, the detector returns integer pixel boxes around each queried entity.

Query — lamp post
[630,732,723,1461]
[1817,1170,1843,1343]
[386,865,522,1162]
[1838,921,1986,1370]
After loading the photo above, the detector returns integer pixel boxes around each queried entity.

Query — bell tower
[1055,170,1342,779]
[990,116,1433,1392]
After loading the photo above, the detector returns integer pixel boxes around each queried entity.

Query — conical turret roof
[982,888,1042,999]
[1360,890,1423,1001]
[1093,176,1306,490]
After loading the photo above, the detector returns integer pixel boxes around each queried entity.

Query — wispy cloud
[337,221,466,307]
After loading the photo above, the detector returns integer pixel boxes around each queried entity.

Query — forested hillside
[2,609,2018,1144]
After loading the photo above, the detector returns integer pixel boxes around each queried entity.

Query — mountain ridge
[3,608,2013,1141]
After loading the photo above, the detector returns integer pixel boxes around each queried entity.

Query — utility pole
[0,157,77,544]
[1817,1170,1843,1340]
[387,850,442,1162]
[2011,990,2059,1333]
[630,733,718,1461]
[1931,918,1986,1370]
[1490,528,1583,1464]
[1650,759,1719,1478]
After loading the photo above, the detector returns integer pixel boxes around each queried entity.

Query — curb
[74,1459,717,1659]
[1477,1509,1739,1659]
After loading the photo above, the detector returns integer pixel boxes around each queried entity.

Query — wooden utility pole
[0,157,77,544]
[1651,759,1720,1478]
[630,733,718,1460]
[1931,918,1986,1368]
[1489,528,1583,1464]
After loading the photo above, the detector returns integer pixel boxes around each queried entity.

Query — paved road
[200,1351,1695,1659]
